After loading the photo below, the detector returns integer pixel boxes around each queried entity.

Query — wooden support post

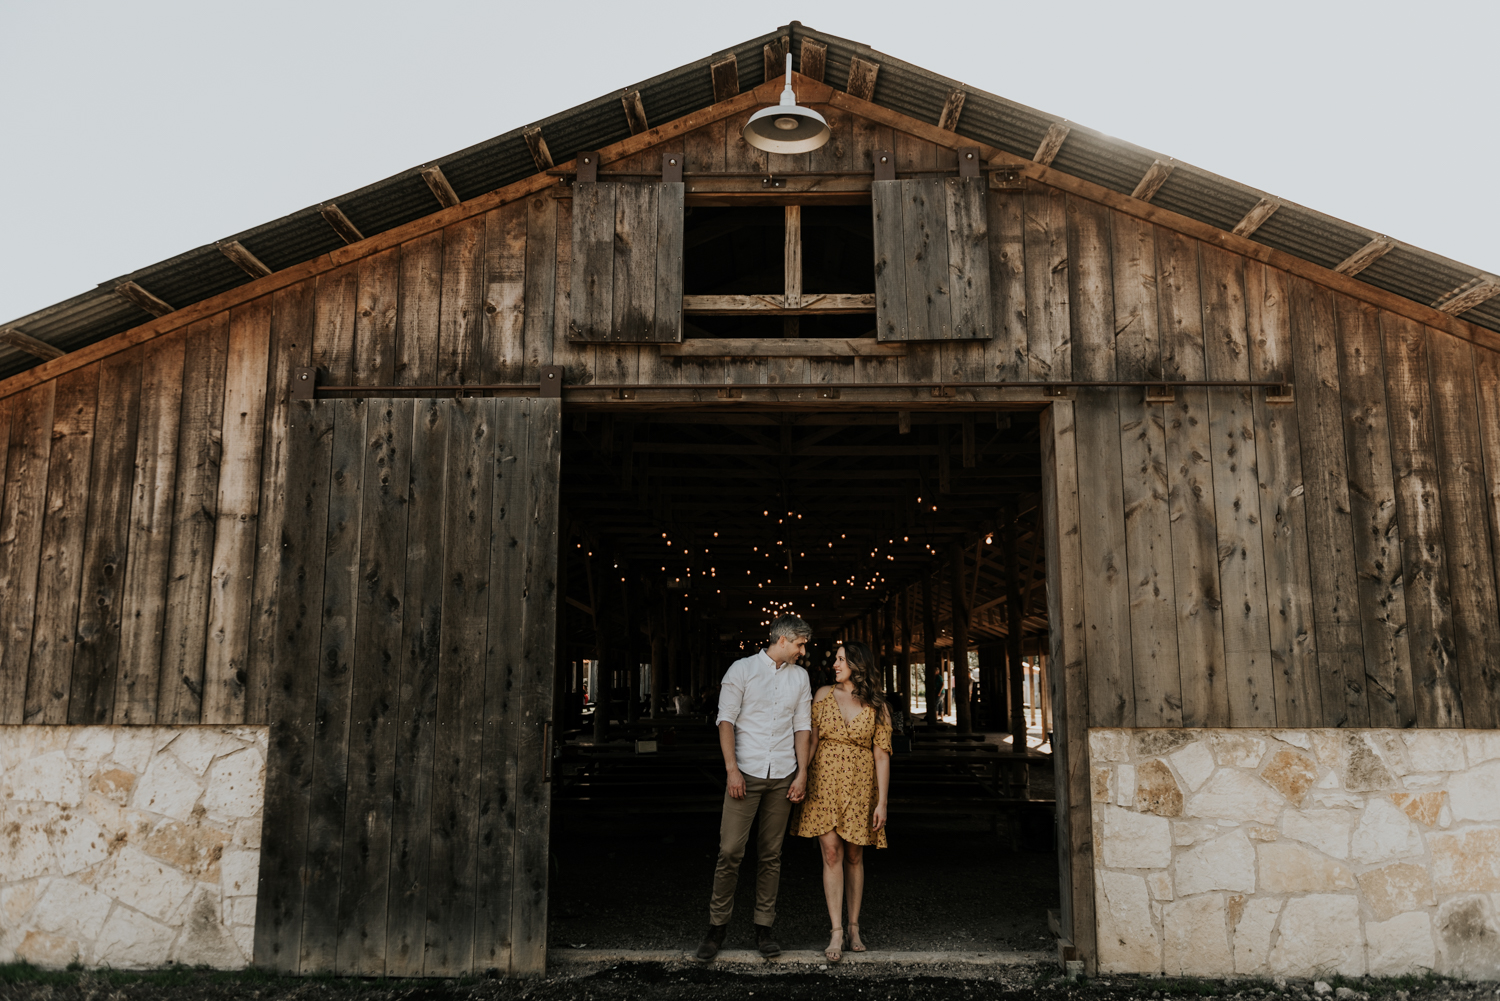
[784,204,802,337]
[555,524,570,742]
[648,602,666,719]
[623,570,640,722]
[948,542,972,734]
[921,571,941,727]
[592,553,613,745]
[1005,504,1027,753]
[899,586,914,712]
[882,600,897,695]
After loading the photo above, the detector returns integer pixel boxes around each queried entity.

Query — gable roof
[3,21,1496,382]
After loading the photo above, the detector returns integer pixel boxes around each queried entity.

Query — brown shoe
[755,923,781,958]
[695,923,728,961]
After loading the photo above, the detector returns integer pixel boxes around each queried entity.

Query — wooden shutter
[569,181,684,342]
[872,177,991,341]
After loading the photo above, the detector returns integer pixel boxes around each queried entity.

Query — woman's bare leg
[843,842,865,950]
[818,832,845,959]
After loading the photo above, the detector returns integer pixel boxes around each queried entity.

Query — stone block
[1116,764,1137,806]
[227,895,257,926]
[1435,895,1500,980]
[1096,870,1159,973]
[1268,894,1364,977]
[1147,871,1174,901]
[1093,766,1112,803]
[1429,827,1500,894]
[30,879,112,941]
[1357,862,1434,921]
[1402,730,1465,772]
[1447,760,1500,823]
[1091,730,1131,763]
[133,753,202,821]
[1135,759,1184,817]
[1277,731,1312,750]
[1365,912,1436,977]
[165,729,245,776]
[1162,894,1232,976]
[1232,895,1281,975]
[1136,730,1198,759]
[1211,733,1267,768]
[1351,797,1423,865]
[1246,825,1278,841]
[1098,805,1173,869]
[111,729,155,773]
[1401,772,1448,791]
[90,767,136,805]
[1465,732,1500,765]
[172,887,246,969]
[0,879,47,927]
[1262,749,1318,807]
[233,818,262,851]
[1310,730,1343,770]
[93,907,175,969]
[1344,732,1397,792]
[231,923,254,962]
[1177,830,1256,895]
[1257,841,1356,893]
[219,849,260,897]
[52,815,111,875]
[93,845,195,923]
[1391,791,1445,827]
[140,819,231,883]
[1310,788,1363,809]
[0,804,58,881]
[15,930,78,968]
[1173,819,1223,846]
[9,751,82,807]
[1187,770,1286,824]
[1365,731,1411,776]
[66,729,114,763]
[1171,741,1217,792]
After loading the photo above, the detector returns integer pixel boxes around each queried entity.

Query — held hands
[726,766,747,800]
[871,803,887,832]
[787,770,807,803]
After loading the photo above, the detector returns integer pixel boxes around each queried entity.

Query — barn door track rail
[293,366,1293,403]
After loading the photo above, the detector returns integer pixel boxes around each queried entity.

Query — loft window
[683,203,876,339]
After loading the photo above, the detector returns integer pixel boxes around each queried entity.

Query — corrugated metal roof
[2,22,1494,380]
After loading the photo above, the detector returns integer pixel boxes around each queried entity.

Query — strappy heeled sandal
[825,926,844,963]
[847,922,866,952]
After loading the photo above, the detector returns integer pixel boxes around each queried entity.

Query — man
[696,615,813,961]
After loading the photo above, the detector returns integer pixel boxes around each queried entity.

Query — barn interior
[548,408,1060,954]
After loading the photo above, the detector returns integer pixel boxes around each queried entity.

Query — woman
[791,640,891,963]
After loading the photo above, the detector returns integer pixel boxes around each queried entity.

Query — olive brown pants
[707,772,794,927]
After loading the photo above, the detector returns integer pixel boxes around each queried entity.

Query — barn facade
[2,23,1498,979]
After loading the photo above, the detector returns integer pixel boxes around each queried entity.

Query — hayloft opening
[682,203,877,340]
[549,409,1059,954]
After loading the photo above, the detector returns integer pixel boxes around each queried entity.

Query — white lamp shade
[742,103,832,154]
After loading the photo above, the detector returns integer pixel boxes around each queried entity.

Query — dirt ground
[548,810,1059,953]
[0,960,1487,1001]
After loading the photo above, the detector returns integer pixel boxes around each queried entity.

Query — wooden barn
[1,22,1498,980]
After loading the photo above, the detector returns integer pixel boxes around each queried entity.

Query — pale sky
[2,0,1495,325]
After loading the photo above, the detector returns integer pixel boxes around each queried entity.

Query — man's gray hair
[768,614,812,643]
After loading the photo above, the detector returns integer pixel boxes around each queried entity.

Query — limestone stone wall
[0,725,266,969]
[1090,728,1500,980]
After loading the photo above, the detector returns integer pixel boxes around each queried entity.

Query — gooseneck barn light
[742,53,831,154]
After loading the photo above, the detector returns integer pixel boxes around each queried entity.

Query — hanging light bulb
[742,54,831,153]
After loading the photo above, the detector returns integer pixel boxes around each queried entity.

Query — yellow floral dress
[792,688,892,847]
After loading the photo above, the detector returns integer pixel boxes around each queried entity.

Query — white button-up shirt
[716,649,812,780]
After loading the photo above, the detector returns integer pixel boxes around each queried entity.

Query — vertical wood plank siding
[0,112,1497,803]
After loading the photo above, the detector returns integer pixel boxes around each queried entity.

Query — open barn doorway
[548,408,1061,956]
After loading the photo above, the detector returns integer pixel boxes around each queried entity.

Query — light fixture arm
[779,52,796,106]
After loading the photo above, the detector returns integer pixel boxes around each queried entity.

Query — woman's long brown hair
[839,641,890,725]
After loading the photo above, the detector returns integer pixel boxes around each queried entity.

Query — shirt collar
[759,648,785,671]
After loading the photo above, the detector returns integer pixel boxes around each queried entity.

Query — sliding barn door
[254,396,561,977]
